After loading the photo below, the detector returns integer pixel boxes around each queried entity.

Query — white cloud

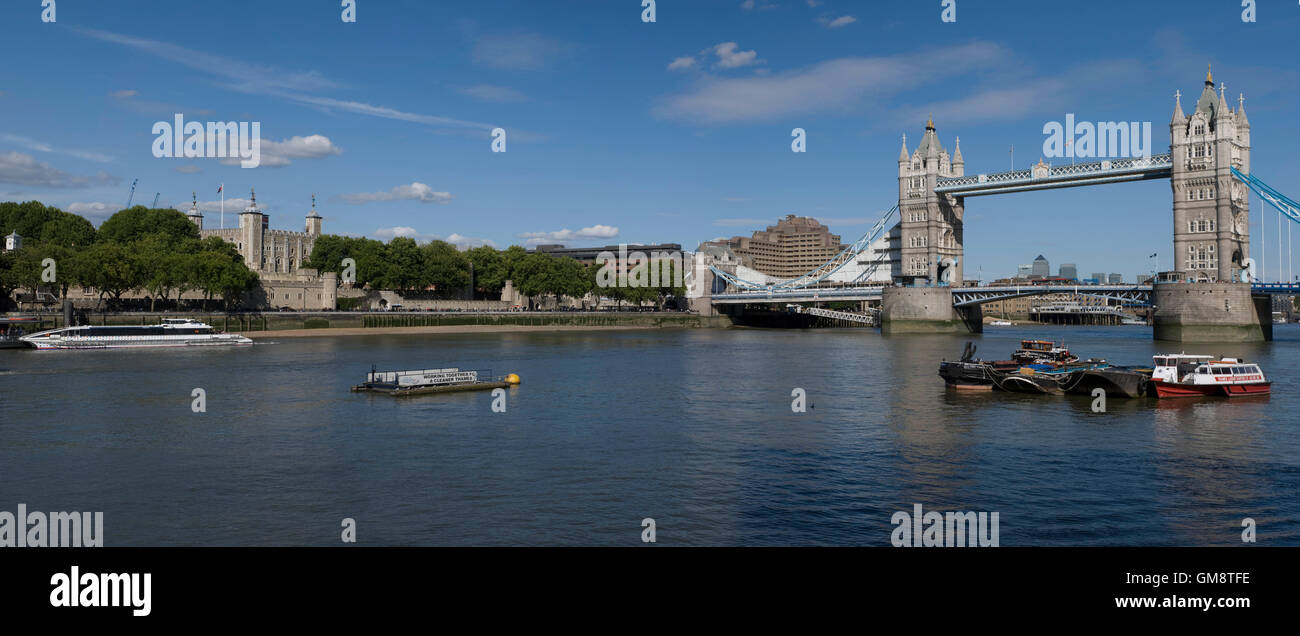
[218,134,342,168]
[446,233,497,249]
[338,182,454,205]
[109,89,138,98]
[372,227,496,249]
[712,42,759,70]
[65,202,117,220]
[175,165,202,174]
[654,42,1011,125]
[0,152,118,188]
[457,84,529,103]
[667,56,697,72]
[518,224,619,245]
[375,226,422,240]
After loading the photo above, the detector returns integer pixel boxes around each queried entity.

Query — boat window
[1197,367,1207,374]
[1213,367,1229,375]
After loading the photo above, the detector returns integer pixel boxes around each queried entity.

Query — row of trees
[306,237,686,308]
[0,202,258,311]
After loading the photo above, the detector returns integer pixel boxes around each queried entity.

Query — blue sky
[1,0,1298,281]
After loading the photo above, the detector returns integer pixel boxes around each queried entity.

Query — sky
[1,0,1299,282]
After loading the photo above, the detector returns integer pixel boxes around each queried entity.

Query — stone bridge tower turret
[1170,66,1251,282]
[897,118,965,285]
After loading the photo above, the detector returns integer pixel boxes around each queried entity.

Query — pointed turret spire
[1216,81,1230,119]
[1238,93,1250,127]
[898,134,909,162]
[1206,63,1214,86]
[1171,89,1186,123]
[926,115,935,131]
[244,187,261,214]
[307,193,321,218]
[187,191,201,217]
[952,136,964,164]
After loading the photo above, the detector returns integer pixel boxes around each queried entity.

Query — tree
[421,240,468,291]
[465,245,506,294]
[80,243,143,309]
[386,237,426,291]
[97,206,199,247]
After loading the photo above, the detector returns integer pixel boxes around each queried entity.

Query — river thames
[2,325,1297,546]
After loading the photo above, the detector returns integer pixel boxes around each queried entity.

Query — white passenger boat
[20,318,253,350]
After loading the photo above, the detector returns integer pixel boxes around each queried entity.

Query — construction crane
[125,179,138,207]
[151,193,160,208]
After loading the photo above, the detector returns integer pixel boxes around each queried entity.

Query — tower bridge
[700,70,1298,342]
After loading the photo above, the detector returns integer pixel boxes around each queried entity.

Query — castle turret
[306,193,322,236]
[239,188,265,271]
[186,191,203,230]
[896,117,963,285]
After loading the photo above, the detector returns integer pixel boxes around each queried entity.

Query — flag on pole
[217,184,223,193]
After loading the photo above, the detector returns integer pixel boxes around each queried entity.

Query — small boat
[352,366,520,396]
[989,320,1014,327]
[1148,354,1270,398]
[20,318,252,349]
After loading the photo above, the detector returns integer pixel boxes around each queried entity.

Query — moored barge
[352,367,520,396]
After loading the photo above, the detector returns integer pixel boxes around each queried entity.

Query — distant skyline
[2,0,1298,281]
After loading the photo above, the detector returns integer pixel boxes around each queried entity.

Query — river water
[2,325,1297,546]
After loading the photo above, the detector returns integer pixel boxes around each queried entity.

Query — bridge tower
[1155,68,1267,342]
[897,118,965,285]
[1169,66,1251,282]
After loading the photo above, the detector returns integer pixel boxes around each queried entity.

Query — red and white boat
[1148,354,1271,398]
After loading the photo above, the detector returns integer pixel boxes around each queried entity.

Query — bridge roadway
[711,283,1300,306]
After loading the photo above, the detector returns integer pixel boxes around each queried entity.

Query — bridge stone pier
[1151,281,1269,342]
[880,286,981,334]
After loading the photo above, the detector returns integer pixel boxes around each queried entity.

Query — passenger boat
[989,320,1014,326]
[352,366,520,396]
[20,318,252,349]
[1148,354,1270,398]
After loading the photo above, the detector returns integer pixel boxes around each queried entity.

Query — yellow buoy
[505,373,521,385]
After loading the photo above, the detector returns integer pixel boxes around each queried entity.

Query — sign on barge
[351,367,520,397]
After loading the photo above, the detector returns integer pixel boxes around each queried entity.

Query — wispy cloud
[1,133,114,163]
[472,31,576,71]
[64,201,118,221]
[75,27,497,132]
[0,152,118,188]
[817,15,857,28]
[654,42,1011,125]
[667,56,697,72]
[457,84,530,103]
[336,182,454,205]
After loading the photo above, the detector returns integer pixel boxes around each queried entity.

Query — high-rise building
[1031,255,1050,278]
[1091,272,1106,283]
[1017,264,1032,278]
[1109,273,1123,284]
[1059,263,1078,280]
[700,215,845,279]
